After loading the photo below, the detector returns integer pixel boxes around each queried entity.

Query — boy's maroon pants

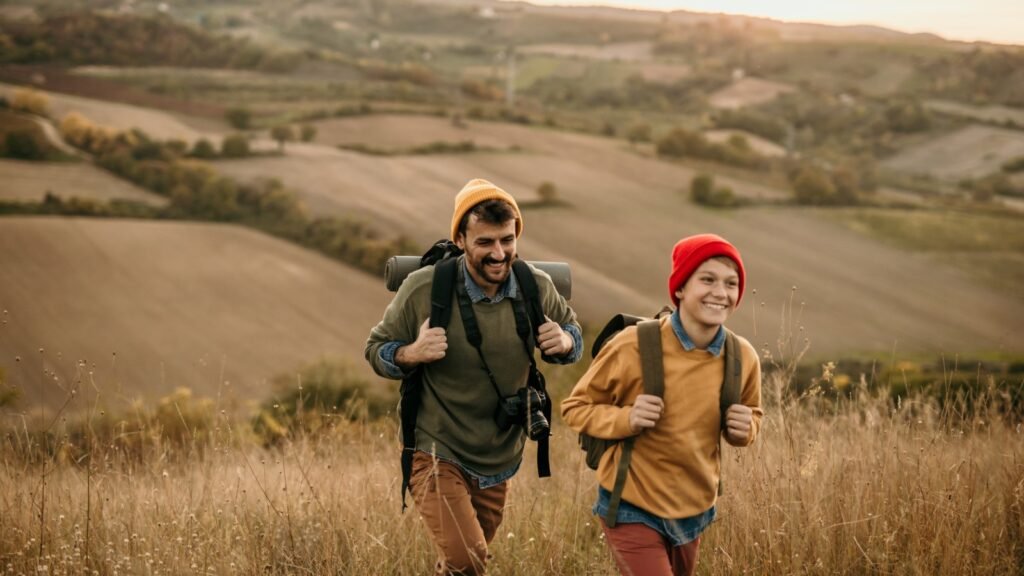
[601,520,701,576]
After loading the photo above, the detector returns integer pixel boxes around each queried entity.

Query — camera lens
[525,411,549,440]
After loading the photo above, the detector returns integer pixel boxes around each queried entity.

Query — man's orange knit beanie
[450,179,523,241]
[668,234,745,307]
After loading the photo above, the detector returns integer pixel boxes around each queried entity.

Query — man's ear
[454,233,466,250]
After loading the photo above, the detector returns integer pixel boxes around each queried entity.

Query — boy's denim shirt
[593,309,724,541]
[594,487,716,545]
[378,260,583,487]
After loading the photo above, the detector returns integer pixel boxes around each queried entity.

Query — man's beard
[473,254,512,286]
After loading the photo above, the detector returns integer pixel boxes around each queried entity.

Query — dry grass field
[213,114,1024,359]
[0,217,390,414]
[2,367,1021,575]
[882,124,1024,182]
[0,159,166,205]
[708,77,797,110]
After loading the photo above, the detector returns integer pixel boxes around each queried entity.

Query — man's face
[674,258,740,330]
[456,215,517,294]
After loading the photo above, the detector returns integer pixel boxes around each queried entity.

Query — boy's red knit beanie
[668,234,745,307]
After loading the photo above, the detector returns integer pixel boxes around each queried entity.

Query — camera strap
[453,265,508,401]
[453,260,552,478]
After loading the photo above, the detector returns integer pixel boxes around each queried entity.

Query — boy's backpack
[579,312,743,527]
[398,240,552,511]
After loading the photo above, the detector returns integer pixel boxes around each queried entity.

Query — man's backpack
[398,240,552,511]
[579,312,743,527]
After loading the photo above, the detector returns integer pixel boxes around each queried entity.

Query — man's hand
[537,316,573,357]
[628,394,664,433]
[395,319,447,369]
[724,404,753,444]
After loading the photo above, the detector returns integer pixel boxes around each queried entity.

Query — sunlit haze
[526,0,1024,46]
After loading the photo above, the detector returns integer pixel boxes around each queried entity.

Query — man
[365,178,583,575]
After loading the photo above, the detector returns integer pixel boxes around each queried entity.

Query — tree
[299,124,317,142]
[270,125,295,152]
[225,107,251,130]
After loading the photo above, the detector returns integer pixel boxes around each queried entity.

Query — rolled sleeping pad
[385,255,572,300]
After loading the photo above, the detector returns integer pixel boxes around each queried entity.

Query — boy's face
[456,214,517,293]
[674,258,740,329]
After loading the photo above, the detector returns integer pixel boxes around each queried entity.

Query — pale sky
[527,0,1024,46]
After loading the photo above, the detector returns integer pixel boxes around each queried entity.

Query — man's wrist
[395,344,417,369]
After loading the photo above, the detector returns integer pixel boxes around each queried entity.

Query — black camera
[495,386,550,441]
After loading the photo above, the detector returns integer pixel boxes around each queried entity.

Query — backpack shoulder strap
[717,327,743,496]
[637,320,664,397]
[511,259,544,335]
[399,257,458,512]
[509,258,553,479]
[605,318,663,527]
[429,258,458,330]
[720,328,742,421]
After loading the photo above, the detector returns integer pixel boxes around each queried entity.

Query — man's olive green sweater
[365,257,579,477]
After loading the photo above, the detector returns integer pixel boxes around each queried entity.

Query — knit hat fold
[451,179,523,241]
[668,234,746,307]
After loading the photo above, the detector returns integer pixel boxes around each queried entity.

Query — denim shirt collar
[461,258,518,304]
[670,309,725,356]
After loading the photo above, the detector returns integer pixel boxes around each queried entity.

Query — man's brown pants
[409,451,508,576]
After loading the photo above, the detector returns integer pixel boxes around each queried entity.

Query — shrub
[253,359,395,446]
[4,130,45,160]
[220,133,250,158]
[626,123,651,145]
[690,173,714,202]
[537,181,558,204]
[190,138,217,158]
[791,166,837,205]
[690,174,737,207]
[11,88,49,116]
[299,124,317,142]
[1002,156,1024,173]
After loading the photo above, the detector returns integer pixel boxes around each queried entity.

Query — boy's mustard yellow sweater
[562,316,762,519]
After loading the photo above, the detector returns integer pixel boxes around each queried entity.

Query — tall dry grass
[2,368,1022,575]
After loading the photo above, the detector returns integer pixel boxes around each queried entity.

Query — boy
[561,233,763,576]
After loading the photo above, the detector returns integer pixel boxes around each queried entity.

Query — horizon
[524,0,1024,46]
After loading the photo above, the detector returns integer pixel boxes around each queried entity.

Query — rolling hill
[0,217,391,413]
[211,113,1024,358]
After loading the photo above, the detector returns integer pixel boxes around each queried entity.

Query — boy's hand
[629,394,664,433]
[537,316,573,356]
[396,319,447,368]
[724,404,753,444]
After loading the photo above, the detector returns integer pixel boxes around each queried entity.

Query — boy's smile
[675,258,740,336]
